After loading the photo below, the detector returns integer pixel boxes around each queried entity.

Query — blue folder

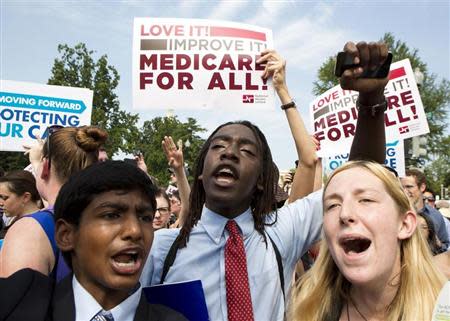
[143,279,209,321]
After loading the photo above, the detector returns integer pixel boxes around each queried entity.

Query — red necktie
[225,220,254,321]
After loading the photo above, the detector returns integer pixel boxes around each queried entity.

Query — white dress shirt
[141,189,323,321]
[73,275,141,321]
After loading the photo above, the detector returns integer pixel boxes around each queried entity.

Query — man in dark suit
[51,160,186,321]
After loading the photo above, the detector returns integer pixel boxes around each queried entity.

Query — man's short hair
[54,161,157,266]
[170,189,180,202]
[405,168,426,187]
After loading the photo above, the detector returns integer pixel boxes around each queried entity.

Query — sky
[1,0,449,170]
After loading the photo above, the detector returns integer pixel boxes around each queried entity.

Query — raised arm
[258,50,318,202]
[340,41,390,163]
[313,158,323,192]
[162,136,190,227]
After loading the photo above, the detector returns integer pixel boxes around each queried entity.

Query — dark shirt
[421,204,450,251]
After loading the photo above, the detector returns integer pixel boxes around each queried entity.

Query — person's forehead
[0,182,11,193]
[326,167,385,193]
[88,189,150,208]
[156,195,169,205]
[400,176,417,185]
[212,124,258,144]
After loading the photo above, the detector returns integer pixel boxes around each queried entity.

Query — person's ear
[55,219,76,253]
[40,158,50,179]
[198,174,203,181]
[21,192,32,204]
[398,210,417,240]
[419,183,426,193]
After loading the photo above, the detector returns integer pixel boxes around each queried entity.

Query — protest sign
[132,18,274,110]
[310,59,429,157]
[0,80,93,152]
[323,140,405,177]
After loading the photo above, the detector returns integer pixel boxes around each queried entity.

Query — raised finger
[257,50,276,63]
[343,41,359,65]
[162,140,170,156]
[368,42,380,71]
[356,41,370,68]
[261,64,271,80]
[379,42,388,64]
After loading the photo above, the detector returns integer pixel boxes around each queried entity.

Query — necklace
[346,297,369,321]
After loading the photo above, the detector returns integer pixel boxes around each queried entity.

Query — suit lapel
[133,292,151,321]
[51,274,76,321]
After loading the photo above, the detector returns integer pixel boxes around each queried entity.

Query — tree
[48,43,140,155]
[136,116,206,185]
[313,33,450,181]
[0,152,29,173]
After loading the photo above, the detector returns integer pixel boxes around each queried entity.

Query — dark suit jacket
[50,275,187,321]
[0,268,54,321]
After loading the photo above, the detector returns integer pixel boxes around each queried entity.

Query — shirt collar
[109,284,141,321]
[420,204,431,214]
[200,205,254,244]
[73,275,141,321]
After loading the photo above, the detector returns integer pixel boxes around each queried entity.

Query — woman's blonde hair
[289,161,446,321]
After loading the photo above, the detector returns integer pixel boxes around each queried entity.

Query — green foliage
[312,56,339,96]
[48,43,140,155]
[0,152,29,173]
[136,116,206,185]
[424,157,450,197]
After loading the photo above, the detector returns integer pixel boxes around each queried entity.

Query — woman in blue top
[0,126,107,278]
[0,170,42,240]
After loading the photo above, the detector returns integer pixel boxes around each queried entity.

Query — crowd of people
[0,40,449,321]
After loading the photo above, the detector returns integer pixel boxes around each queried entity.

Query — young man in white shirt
[142,41,391,321]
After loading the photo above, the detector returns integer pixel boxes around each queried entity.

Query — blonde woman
[290,161,446,321]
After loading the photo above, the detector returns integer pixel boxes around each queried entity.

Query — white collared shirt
[141,189,323,321]
[73,275,141,321]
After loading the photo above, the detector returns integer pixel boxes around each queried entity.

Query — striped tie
[91,310,114,321]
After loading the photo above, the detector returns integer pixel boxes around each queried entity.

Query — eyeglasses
[43,125,64,170]
[156,207,169,215]
[424,197,435,202]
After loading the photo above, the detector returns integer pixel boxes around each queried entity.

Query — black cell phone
[334,52,393,78]
[123,158,137,166]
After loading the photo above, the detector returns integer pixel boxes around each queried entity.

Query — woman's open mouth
[339,236,372,255]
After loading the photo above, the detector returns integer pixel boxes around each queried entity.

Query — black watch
[356,97,387,117]
[281,101,296,110]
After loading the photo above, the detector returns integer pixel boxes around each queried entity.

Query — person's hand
[23,138,44,172]
[134,153,148,173]
[339,41,389,99]
[162,136,184,170]
[311,134,321,152]
[283,172,293,185]
[257,50,287,95]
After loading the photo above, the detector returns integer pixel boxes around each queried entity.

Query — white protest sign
[0,80,93,152]
[323,140,405,177]
[132,18,274,110]
[433,281,450,321]
[310,59,429,157]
